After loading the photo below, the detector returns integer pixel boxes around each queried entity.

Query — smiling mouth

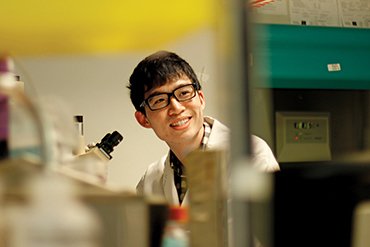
[170,118,190,127]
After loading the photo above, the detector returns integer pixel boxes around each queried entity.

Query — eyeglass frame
[140,83,199,111]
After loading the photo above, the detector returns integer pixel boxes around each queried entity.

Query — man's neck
[168,126,205,164]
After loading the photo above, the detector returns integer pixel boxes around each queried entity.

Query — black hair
[127,50,201,113]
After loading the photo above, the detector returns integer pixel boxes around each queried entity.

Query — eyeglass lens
[147,84,196,110]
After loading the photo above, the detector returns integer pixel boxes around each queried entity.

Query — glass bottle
[8,173,102,247]
[0,55,42,162]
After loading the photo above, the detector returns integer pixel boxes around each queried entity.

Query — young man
[128,50,279,205]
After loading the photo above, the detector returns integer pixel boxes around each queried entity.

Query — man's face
[136,77,205,148]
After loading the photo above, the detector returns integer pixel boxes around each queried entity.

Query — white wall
[14,28,226,191]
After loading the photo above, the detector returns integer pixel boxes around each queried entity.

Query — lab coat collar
[204,116,230,151]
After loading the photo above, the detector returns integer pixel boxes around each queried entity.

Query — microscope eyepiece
[96,131,123,156]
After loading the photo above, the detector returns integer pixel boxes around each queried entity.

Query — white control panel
[275,111,331,162]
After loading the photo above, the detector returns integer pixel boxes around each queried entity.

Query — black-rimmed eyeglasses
[140,83,198,111]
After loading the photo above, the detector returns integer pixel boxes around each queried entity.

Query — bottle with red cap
[161,206,189,247]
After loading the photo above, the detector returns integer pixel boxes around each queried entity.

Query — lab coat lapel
[162,154,180,205]
[204,116,229,150]
[181,192,189,206]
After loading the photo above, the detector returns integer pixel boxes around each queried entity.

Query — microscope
[84,131,123,161]
[69,115,124,183]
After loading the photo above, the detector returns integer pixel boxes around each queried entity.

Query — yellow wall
[1,1,215,56]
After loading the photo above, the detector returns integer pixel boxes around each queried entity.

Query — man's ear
[198,90,206,110]
[135,111,151,128]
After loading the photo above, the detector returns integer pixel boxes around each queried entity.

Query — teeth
[171,119,188,127]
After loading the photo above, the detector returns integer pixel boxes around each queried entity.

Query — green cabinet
[253,24,370,89]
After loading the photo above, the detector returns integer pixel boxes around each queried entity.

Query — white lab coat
[136,116,279,205]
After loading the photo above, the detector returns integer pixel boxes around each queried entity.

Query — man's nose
[168,96,185,114]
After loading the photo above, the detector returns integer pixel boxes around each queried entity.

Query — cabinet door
[253,24,370,90]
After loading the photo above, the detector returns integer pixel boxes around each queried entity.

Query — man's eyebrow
[147,91,165,98]
[146,83,189,98]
